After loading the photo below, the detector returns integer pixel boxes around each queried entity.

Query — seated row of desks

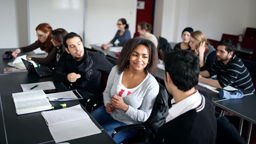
[90,45,256,144]
[0,48,116,144]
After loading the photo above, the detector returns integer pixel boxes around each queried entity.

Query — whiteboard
[28,0,84,53]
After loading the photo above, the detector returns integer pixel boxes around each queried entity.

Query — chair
[85,71,109,112]
[240,37,256,48]
[207,38,219,49]
[221,33,239,45]
[244,27,256,38]
[111,83,169,143]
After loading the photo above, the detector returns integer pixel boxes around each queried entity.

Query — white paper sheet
[108,47,122,52]
[21,81,55,92]
[41,105,101,143]
[46,91,81,101]
[198,82,238,93]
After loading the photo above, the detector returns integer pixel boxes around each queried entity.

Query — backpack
[144,83,169,133]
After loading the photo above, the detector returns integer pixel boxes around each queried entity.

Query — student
[173,27,194,51]
[137,22,158,47]
[102,18,131,49]
[91,37,159,143]
[199,39,255,94]
[12,23,55,65]
[51,28,68,62]
[153,50,216,144]
[190,30,216,71]
[53,32,113,99]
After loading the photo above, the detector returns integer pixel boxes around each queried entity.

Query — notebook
[22,58,52,77]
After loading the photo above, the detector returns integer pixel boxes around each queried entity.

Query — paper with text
[41,105,101,143]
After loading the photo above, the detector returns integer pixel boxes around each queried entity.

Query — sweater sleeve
[125,77,159,122]
[109,30,119,44]
[118,29,131,46]
[217,64,240,88]
[52,52,69,83]
[94,53,113,74]
[31,47,57,64]
[20,41,40,53]
[200,51,217,71]
[103,66,117,106]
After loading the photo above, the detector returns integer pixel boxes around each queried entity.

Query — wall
[83,0,137,47]
[155,0,256,43]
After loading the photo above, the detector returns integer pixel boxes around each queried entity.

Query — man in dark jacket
[53,32,113,100]
[153,50,216,144]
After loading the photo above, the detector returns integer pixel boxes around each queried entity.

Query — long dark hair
[138,22,152,32]
[35,23,53,53]
[52,28,68,52]
[116,37,158,75]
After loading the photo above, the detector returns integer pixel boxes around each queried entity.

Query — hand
[111,94,128,111]
[26,56,31,61]
[12,49,21,58]
[101,44,108,50]
[67,73,81,83]
[198,41,206,55]
[106,103,115,114]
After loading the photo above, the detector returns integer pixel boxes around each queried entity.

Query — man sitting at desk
[153,50,216,143]
[199,39,255,94]
[53,32,113,99]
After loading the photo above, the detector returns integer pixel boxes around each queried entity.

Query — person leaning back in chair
[152,50,216,144]
[52,32,113,102]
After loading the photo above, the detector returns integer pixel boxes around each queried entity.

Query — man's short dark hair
[217,39,235,53]
[63,32,83,49]
[164,50,200,91]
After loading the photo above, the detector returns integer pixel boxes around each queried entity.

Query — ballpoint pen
[30,84,38,90]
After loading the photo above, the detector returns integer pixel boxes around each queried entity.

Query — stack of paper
[41,105,101,143]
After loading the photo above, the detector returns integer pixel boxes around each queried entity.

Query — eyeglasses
[36,33,45,38]
[116,23,123,26]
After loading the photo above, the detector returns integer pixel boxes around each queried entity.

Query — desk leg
[239,118,244,136]
[246,122,253,144]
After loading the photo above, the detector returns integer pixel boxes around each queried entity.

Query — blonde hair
[190,30,209,56]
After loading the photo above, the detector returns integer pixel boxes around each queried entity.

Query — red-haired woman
[12,23,55,65]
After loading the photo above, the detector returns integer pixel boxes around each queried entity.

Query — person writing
[12,23,56,66]
[137,22,158,48]
[51,28,68,62]
[102,18,131,49]
[173,27,194,51]
[91,37,159,143]
[189,30,216,71]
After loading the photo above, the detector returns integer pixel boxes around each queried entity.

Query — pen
[52,103,67,110]
[30,84,38,90]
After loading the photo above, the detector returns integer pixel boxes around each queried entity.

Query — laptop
[21,58,52,77]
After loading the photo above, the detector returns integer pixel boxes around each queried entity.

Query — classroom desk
[236,44,255,55]
[0,73,116,144]
[0,48,35,74]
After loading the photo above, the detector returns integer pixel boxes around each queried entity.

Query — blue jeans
[91,105,136,144]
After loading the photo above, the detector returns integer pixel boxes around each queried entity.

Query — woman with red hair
[12,23,56,65]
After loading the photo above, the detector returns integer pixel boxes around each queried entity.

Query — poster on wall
[137,1,145,9]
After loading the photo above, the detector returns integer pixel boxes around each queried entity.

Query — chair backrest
[240,37,256,48]
[144,83,169,133]
[207,38,219,49]
[244,27,256,38]
[221,33,239,45]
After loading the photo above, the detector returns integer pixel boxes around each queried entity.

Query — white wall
[83,0,137,47]
[0,0,19,48]
[155,0,256,43]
